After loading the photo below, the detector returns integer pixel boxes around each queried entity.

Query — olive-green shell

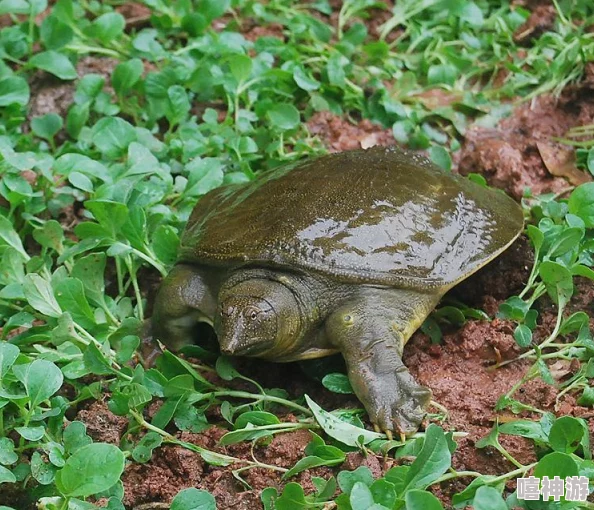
[179,146,524,289]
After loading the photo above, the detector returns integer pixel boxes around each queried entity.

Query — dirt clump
[457,89,594,199]
[116,2,152,30]
[450,235,533,314]
[28,56,118,121]
[122,443,205,507]
[74,399,128,445]
[242,21,285,42]
[514,3,557,43]
[307,111,395,152]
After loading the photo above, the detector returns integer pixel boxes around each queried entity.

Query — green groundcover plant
[0,0,594,508]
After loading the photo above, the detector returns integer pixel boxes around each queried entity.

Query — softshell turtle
[152,146,524,436]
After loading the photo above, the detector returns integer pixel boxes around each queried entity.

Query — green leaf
[40,13,73,49]
[513,324,532,348]
[458,2,484,27]
[338,466,374,494]
[283,452,344,479]
[577,386,594,407]
[403,424,451,491]
[56,443,125,497]
[31,113,63,140]
[112,58,144,95]
[538,261,573,307]
[15,426,45,441]
[23,273,62,317]
[284,433,345,479]
[75,74,105,102]
[427,64,457,86]
[293,66,321,91]
[0,0,29,15]
[350,481,374,508]
[71,253,106,306]
[228,54,252,83]
[404,489,444,509]
[385,466,409,495]
[0,215,29,260]
[151,225,179,266]
[275,482,307,510]
[197,0,230,22]
[429,145,452,171]
[548,416,586,454]
[68,171,93,192]
[31,450,56,484]
[185,158,224,197]
[0,465,16,484]
[0,343,19,381]
[0,76,30,106]
[370,479,397,508]
[30,51,77,80]
[171,488,217,510]
[533,452,579,479]
[322,373,354,394]
[33,220,65,253]
[0,438,17,466]
[451,475,503,507]
[54,278,96,328]
[559,311,589,335]
[267,103,300,131]
[88,12,125,43]
[91,117,137,158]
[234,411,280,429]
[471,486,506,510]
[215,356,240,381]
[327,53,346,87]
[568,182,594,227]
[66,102,90,139]
[498,420,547,442]
[526,225,544,251]
[14,359,63,407]
[63,421,92,454]
[54,153,110,182]
[85,200,129,238]
[166,85,190,126]
[132,431,163,463]
[305,395,384,446]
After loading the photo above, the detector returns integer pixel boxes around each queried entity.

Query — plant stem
[210,390,312,415]
[497,300,565,369]
[130,410,288,473]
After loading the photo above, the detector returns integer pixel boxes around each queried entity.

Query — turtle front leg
[325,289,438,437]
[143,264,220,364]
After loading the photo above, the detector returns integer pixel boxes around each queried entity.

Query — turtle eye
[250,311,258,320]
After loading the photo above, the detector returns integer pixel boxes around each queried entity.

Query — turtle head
[216,278,300,358]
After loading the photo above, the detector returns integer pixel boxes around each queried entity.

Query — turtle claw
[374,423,381,433]
[358,364,431,437]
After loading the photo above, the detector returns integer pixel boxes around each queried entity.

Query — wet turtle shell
[179,146,524,289]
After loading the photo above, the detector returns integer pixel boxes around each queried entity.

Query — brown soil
[28,57,118,121]
[307,111,395,152]
[457,85,594,200]
[75,400,129,445]
[513,4,557,43]
[116,2,152,30]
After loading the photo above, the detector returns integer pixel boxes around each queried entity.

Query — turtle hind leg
[324,287,440,436]
[146,264,220,360]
